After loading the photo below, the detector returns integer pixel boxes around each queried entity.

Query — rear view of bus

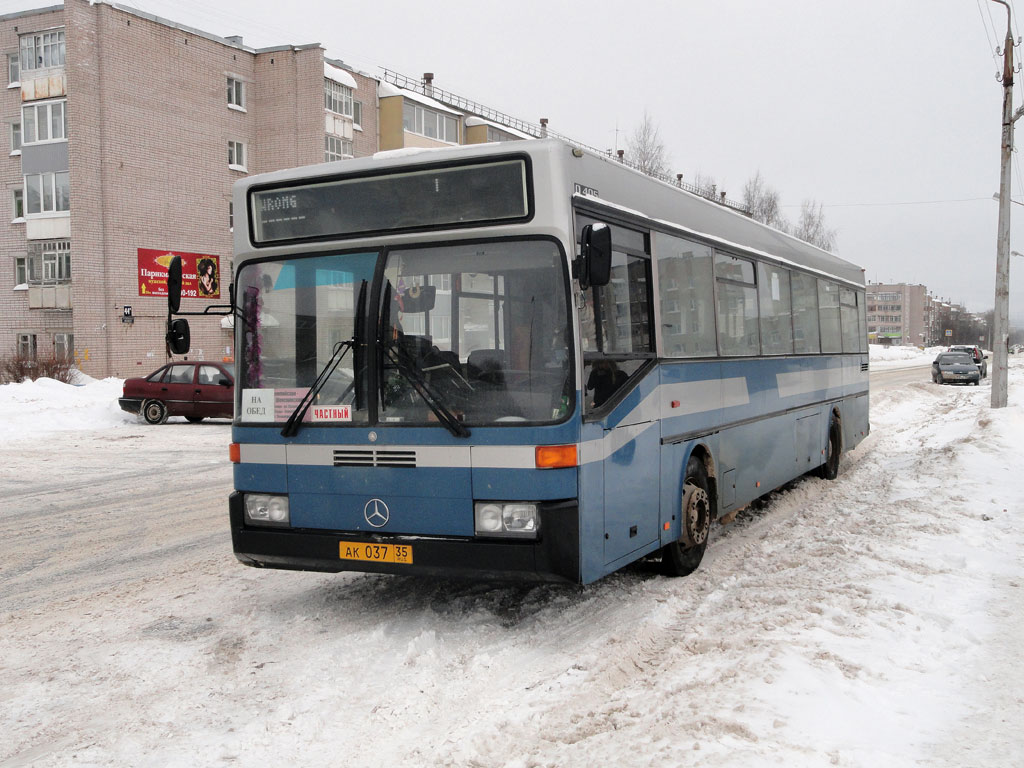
[229,144,587,582]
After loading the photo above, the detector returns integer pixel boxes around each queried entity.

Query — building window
[17,333,37,360]
[324,134,353,162]
[22,100,66,144]
[11,121,21,153]
[54,332,73,361]
[14,255,27,286]
[353,101,362,127]
[25,172,69,215]
[12,188,24,220]
[402,102,459,143]
[8,53,19,84]
[486,126,519,143]
[227,77,245,109]
[228,140,246,171]
[27,240,70,284]
[324,79,354,117]
[229,201,233,230]
[20,30,65,72]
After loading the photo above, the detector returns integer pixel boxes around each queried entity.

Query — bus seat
[467,349,505,385]
[399,334,433,361]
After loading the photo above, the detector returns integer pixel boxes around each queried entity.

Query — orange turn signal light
[535,444,578,469]
[229,443,241,464]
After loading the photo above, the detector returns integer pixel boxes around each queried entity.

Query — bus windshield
[235,239,573,427]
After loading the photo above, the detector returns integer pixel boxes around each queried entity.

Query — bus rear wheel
[819,418,841,480]
[660,456,711,577]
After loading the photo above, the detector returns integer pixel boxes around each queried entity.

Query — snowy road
[869,363,931,390]
[1,361,1023,767]
[0,424,232,614]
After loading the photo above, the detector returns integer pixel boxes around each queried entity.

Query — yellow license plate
[339,542,413,565]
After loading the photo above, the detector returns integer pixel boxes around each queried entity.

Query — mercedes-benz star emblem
[363,498,390,527]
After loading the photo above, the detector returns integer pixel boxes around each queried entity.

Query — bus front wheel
[660,455,711,577]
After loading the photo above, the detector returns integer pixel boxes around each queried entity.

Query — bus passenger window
[654,232,716,357]
[818,280,842,353]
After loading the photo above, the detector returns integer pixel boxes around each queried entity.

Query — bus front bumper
[228,493,581,584]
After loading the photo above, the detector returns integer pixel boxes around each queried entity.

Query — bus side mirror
[167,318,191,355]
[578,223,612,289]
[168,254,183,314]
[402,284,436,313]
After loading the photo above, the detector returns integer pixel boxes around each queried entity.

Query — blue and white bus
[202,139,867,584]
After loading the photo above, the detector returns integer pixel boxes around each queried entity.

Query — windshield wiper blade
[280,339,353,437]
[381,341,470,438]
[281,280,367,438]
[378,282,470,438]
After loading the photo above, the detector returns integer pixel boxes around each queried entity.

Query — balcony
[27,281,71,310]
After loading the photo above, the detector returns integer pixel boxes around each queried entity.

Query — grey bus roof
[569,144,864,288]
[235,138,864,287]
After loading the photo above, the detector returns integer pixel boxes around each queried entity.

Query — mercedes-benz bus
[176,139,868,584]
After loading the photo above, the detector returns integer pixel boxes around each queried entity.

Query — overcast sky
[4,0,1024,323]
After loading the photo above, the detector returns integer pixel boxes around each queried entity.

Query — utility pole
[992,0,1022,408]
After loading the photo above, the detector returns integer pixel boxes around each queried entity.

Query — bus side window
[579,237,653,414]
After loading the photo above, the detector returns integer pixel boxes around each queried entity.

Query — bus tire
[819,418,841,480]
[142,399,168,425]
[660,455,711,577]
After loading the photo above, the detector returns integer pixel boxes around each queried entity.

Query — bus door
[577,216,659,567]
[592,370,660,565]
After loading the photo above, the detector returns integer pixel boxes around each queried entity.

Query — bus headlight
[474,502,539,538]
[245,494,290,526]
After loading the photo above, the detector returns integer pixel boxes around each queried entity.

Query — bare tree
[743,170,787,231]
[627,110,669,177]
[793,199,838,252]
[691,171,718,199]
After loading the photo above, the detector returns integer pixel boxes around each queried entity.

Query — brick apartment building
[0,0,377,377]
[865,282,927,347]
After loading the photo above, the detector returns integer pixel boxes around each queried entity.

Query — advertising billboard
[138,248,221,299]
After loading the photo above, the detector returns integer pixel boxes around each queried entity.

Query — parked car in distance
[932,352,981,386]
[947,344,987,378]
[119,362,234,424]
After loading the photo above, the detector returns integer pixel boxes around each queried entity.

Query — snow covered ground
[1,360,1022,767]
[867,343,942,370]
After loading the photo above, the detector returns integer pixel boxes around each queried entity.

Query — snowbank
[0,376,135,442]
[868,344,941,369]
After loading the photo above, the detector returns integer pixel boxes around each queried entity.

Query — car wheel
[660,455,711,577]
[142,399,168,425]
[818,417,842,480]
[186,416,204,423]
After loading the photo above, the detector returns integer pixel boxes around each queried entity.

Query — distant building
[866,283,927,347]
[377,70,536,152]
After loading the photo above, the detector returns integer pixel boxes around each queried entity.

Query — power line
[978,0,1000,61]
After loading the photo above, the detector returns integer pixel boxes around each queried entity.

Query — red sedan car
[119,362,234,424]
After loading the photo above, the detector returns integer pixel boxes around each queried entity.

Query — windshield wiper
[378,282,470,438]
[281,280,366,437]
